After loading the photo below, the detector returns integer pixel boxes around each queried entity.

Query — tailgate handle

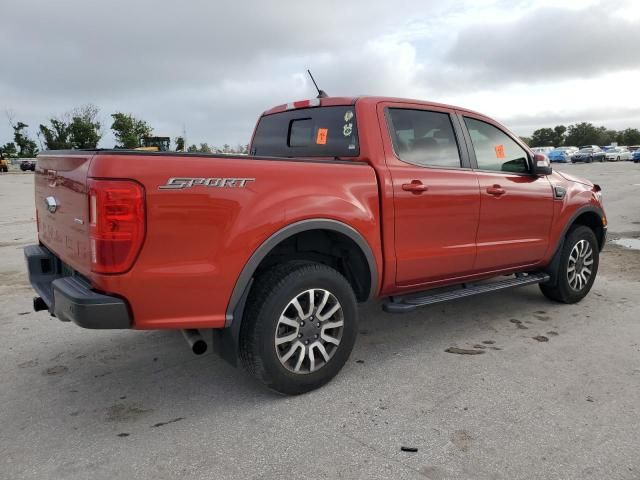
[47,169,58,187]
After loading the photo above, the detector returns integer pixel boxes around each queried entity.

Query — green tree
[619,128,640,146]
[39,105,102,150]
[110,112,152,148]
[564,122,601,147]
[12,121,38,157]
[39,118,72,150]
[186,144,198,152]
[529,128,556,147]
[0,142,18,156]
[199,143,211,153]
[519,136,531,146]
[69,104,102,148]
[596,127,618,146]
[174,136,185,151]
[552,125,567,146]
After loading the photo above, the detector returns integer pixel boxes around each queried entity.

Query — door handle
[486,184,506,196]
[402,181,428,194]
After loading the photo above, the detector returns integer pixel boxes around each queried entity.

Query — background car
[604,147,632,161]
[548,146,578,163]
[572,147,602,163]
[531,146,555,155]
[19,160,36,172]
[632,150,640,163]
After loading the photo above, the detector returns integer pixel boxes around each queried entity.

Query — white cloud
[1,0,638,148]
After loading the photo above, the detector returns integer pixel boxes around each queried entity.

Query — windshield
[251,106,358,157]
[578,148,593,153]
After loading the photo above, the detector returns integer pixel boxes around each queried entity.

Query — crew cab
[25,96,606,394]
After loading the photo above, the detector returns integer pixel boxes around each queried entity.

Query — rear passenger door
[380,104,481,286]
[459,114,554,271]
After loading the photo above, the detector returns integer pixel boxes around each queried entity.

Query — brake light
[88,179,145,274]
[285,98,320,110]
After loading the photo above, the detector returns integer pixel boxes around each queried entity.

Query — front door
[382,105,481,286]
[460,114,554,271]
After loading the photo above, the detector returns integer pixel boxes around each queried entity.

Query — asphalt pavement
[1,162,639,480]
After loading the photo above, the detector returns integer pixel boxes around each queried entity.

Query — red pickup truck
[25,96,606,394]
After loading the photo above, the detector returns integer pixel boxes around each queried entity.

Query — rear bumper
[24,244,131,329]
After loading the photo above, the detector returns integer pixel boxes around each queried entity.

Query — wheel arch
[226,219,378,327]
[569,207,606,251]
[543,205,606,286]
[212,219,378,367]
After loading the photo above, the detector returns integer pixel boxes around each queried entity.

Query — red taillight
[88,179,145,274]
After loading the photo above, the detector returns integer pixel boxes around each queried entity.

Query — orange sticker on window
[316,128,328,145]
[494,144,505,159]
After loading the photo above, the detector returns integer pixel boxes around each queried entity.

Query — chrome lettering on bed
[159,178,255,190]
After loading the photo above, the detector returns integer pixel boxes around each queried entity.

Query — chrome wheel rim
[274,289,344,374]
[567,239,594,291]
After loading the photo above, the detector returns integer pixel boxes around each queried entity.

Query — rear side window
[464,117,530,174]
[251,106,358,157]
[386,108,462,168]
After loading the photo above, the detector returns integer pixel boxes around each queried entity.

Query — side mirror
[532,153,552,175]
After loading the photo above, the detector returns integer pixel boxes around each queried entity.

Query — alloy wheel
[567,239,594,291]
[274,289,344,374]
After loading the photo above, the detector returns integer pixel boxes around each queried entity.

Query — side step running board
[383,272,550,313]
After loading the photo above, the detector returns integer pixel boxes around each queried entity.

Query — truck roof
[262,96,485,117]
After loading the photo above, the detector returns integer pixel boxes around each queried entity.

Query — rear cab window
[251,106,358,157]
[386,108,463,169]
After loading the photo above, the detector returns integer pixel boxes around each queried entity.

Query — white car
[604,147,632,161]
[531,146,555,155]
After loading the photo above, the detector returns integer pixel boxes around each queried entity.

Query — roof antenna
[307,69,328,98]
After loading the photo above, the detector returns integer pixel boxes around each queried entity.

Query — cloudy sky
[1,0,639,148]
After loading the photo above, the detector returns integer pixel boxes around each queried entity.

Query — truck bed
[34,149,382,329]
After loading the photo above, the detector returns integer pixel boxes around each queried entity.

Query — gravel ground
[0,162,639,480]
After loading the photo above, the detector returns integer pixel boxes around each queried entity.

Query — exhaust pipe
[181,329,207,355]
[33,296,48,312]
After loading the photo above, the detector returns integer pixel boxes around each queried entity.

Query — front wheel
[240,262,358,395]
[540,226,599,303]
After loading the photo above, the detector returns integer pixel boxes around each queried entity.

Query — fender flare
[542,205,606,286]
[225,218,378,327]
[557,205,606,251]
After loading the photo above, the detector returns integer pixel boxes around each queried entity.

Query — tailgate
[35,152,93,276]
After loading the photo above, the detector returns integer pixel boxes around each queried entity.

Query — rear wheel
[240,262,358,395]
[540,225,599,303]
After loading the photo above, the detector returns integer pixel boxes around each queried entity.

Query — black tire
[540,225,599,303]
[240,262,358,395]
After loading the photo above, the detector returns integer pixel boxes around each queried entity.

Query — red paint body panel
[33,96,605,330]
[87,154,381,329]
[35,153,93,276]
[474,171,554,270]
